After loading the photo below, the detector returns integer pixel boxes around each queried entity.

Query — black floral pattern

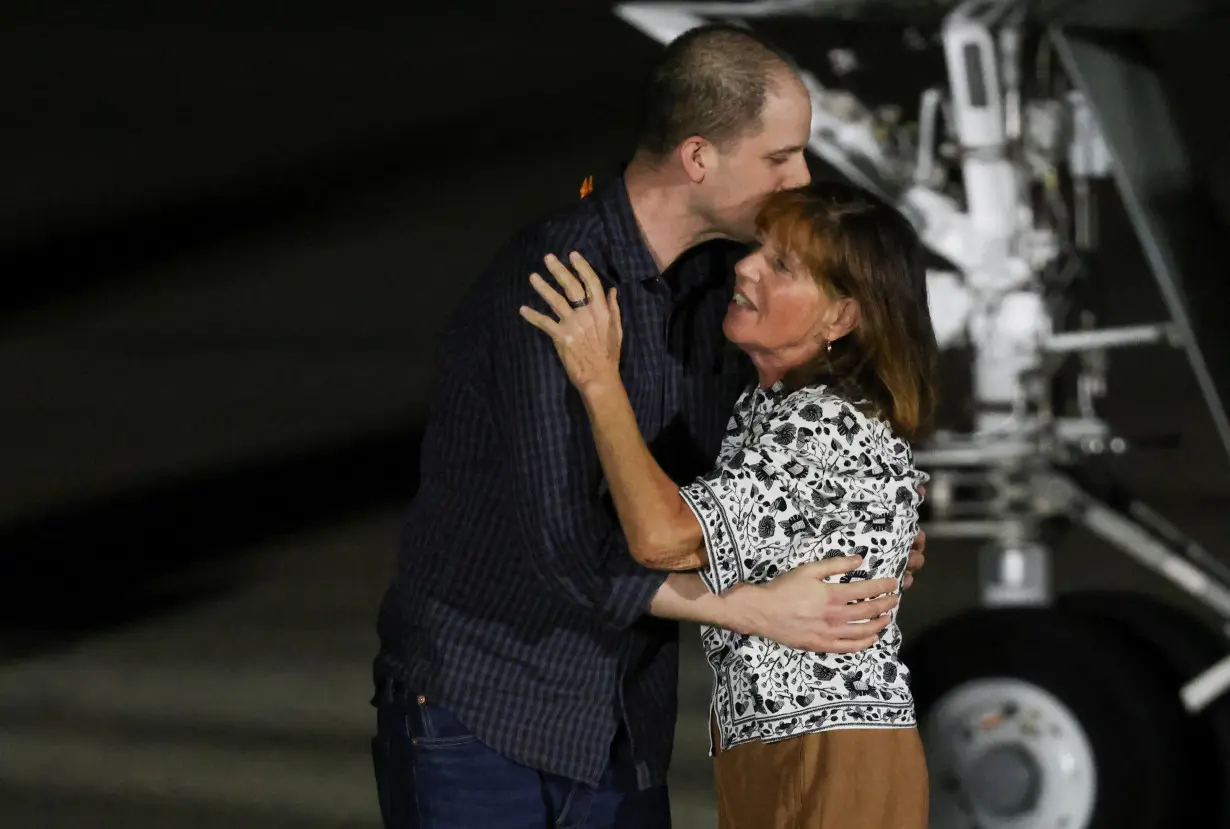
[680,382,927,753]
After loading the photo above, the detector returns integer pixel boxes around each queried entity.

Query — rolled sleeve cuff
[679,481,743,596]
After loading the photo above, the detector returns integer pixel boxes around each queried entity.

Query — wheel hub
[962,743,1042,816]
[923,678,1097,829]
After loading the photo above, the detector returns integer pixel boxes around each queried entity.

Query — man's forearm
[647,561,898,656]
[647,572,759,635]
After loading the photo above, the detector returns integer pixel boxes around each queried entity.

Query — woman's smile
[730,290,757,311]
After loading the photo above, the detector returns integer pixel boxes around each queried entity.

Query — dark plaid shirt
[373,174,751,788]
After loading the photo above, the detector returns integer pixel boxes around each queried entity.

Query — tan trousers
[711,724,929,829]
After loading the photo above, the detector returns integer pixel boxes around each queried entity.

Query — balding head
[630,24,813,244]
[635,24,804,161]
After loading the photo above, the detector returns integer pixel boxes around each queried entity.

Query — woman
[519,180,938,829]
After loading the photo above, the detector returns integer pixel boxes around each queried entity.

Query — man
[371,24,926,829]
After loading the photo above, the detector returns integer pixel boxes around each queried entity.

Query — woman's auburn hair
[756,180,940,440]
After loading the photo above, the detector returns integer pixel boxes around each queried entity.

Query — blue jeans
[371,694,672,829]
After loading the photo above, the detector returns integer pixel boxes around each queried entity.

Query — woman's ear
[828,298,861,343]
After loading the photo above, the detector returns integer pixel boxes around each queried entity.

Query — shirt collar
[594,171,661,285]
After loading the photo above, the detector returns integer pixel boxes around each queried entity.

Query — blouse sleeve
[677,396,829,594]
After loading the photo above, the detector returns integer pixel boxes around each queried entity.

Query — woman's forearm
[582,381,706,569]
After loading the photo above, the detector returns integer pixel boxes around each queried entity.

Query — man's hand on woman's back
[724,556,899,654]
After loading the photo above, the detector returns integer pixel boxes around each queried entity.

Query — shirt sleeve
[486,238,666,631]
[678,431,813,596]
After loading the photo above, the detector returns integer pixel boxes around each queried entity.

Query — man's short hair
[634,24,799,160]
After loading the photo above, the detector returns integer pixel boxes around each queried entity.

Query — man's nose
[785,155,811,188]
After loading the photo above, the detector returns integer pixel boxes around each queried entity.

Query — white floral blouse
[679,381,927,753]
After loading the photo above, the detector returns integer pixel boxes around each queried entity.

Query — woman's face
[723,238,852,373]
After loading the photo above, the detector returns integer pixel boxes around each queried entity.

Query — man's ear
[679,136,711,184]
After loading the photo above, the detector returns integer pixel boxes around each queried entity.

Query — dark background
[3,1,1229,826]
